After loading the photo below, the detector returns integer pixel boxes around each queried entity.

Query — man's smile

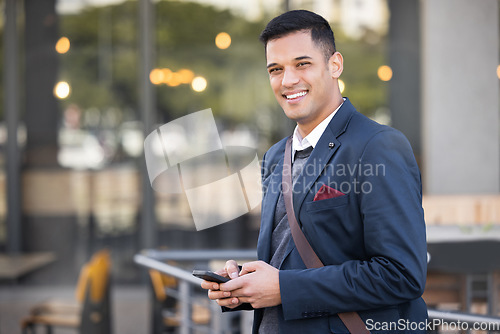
[283,90,308,101]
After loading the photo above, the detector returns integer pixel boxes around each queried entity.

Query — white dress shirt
[292,99,345,161]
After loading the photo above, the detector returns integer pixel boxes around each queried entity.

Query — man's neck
[296,97,344,137]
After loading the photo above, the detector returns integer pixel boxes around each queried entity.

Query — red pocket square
[313,185,345,201]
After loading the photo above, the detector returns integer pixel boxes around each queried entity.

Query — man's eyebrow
[295,56,312,61]
[266,56,313,69]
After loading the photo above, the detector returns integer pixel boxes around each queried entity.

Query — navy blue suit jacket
[255,99,427,333]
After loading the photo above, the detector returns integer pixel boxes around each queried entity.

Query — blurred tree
[334,27,388,119]
[0,1,389,140]
[57,0,271,126]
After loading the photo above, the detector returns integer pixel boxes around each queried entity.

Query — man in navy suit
[202,10,427,333]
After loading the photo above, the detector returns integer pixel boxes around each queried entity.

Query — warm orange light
[215,32,231,50]
[56,37,70,54]
[161,68,173,83]
[497,65,500,79]
[377,65,393,81]
[166,73,182,87]
[338,79,345,94]
[178,69,195,84]
[150,69,164,85]
[154,68,198,87]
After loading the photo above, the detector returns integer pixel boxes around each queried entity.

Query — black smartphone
[192,270,230,283]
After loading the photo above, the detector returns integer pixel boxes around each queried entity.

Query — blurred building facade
[1,0,499,298]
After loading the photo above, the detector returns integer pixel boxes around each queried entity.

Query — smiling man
[266,29,343,138]
[201,10,428,334]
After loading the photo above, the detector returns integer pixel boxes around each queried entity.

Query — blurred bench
[21,249,112,334]
[0,252,55,282]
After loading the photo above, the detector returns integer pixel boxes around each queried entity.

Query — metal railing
[135,249,500,334]
[134,249,257,334]
[428,309,500,333]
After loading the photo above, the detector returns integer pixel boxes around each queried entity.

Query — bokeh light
[338,79,345,94]
[55,37,70,54]
[54,81,71,99]
[215,32,231,49]
[166,73,182,87]
[191,76,207,92]
[377,65,393,81]
[150,69,164,85]
[162,68,173,83]
[497,65,500,79]
[151,68,197,87]
[178,69,195,84]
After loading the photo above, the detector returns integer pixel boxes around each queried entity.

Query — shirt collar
[292,99,345,161]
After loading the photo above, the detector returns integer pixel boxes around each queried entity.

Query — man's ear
[328,52,343,79]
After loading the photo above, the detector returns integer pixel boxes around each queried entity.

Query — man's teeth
[286,91,307,99]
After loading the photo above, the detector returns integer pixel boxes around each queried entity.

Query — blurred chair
[149,269,210,334]
[21,249,112,334]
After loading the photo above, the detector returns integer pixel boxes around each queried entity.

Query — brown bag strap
[282,137,370,334]
[282,137,324,269]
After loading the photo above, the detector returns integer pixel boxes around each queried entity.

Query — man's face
[266,31,342,135]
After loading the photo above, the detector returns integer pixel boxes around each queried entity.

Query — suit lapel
[292,136,339,216]
[258,156,284,263]
[260,99,356,264]
[292,99,356,215]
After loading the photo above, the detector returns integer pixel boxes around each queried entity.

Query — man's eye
[297,62,310,67]
[269,68,282,74]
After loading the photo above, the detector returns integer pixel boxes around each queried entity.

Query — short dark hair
[259,10,336,61]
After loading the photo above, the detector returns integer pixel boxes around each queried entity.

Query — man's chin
[282,111,308,125]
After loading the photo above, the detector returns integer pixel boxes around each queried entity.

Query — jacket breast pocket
[305,194,349,212]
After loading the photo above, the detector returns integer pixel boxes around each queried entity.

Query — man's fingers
[216,297,241,308]
[208,289,231,300]
[220,275,246,292]
[225,260,240,279]
[239,260,263,275]
[235,296,252,304]
[200,280,219,290]
[214,269,229,277]
[222,287,247,298]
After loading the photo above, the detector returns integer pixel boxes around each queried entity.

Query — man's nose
[281,68,300,87]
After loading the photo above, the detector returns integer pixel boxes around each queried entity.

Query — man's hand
[200,260,243,309]
[219,260,281,309]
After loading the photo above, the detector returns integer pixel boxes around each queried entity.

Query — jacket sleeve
[279,129,427,320]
